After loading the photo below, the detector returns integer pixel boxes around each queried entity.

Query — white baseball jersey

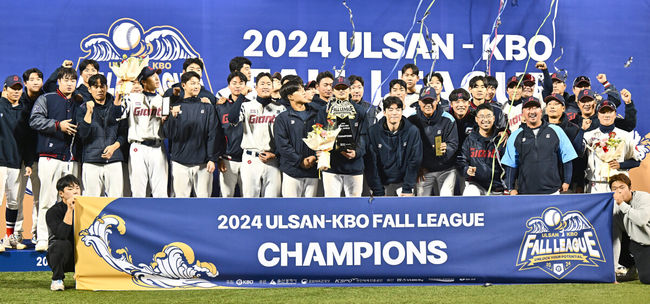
[239,99,285,151]
[584,127,640,183]
[119,93,165,143]
[502,102,523,133]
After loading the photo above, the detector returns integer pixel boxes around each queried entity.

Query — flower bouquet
[587,131,624,178]
[303,123,341,170]
[110,55,149,96]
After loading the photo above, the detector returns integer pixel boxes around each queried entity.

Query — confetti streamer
[624,57,633,68]
[334,0,357,78]
[466,0,508,85]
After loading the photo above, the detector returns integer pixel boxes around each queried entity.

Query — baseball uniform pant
[219,159,241,198]
[281,173,318,197]
[36,157,78,244]
[15,162,39,237]
[82,162,123,197]
[416,168,456,196]
[383,183,404,196]
[172,162,213,198]
[588,181,610,193]
[129,143,168,198]
[0,167,21,232]
[240,152,281,198]
[322,172,363,197]
[463,182,504,196]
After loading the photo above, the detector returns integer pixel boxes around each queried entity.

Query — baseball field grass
[1,272,647,304]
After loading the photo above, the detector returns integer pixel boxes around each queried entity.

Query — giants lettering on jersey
[249,114,277,124]
[470,147,497,158]
[134,107,162,117]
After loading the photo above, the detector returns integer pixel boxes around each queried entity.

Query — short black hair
[57,67,78,80]
[383,96,403,110]
[271,72,282,81]
[476,103,494,114]
[316,71,334,85]
[348,75,364,86]
[485,76,498,89]
[181,71,200,84]
[281,74,303,85]
[56,174,80,192]
[229,56,251,73]
[88,74,107,87]
[279,81,303,100]
[183,58,204,71]
[422,72,443,86]
[79,59,99,73]
[449,88,470,102]
[389,79,407,91]
[401,63,419,75]
[22,68,43,82]
[469,76,486,88]
[227,71,248,84]
[609,173,632,189]
[255,72,272,84]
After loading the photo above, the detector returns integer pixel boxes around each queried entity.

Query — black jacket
[163,97,221,165]
[76,95,128,164]
[0,98,34,168]
[273,105,319,178]
[408,106,458,172]
[366,117,422,195]
[46,201,74,243]
[316,100,367,175]
[29,91,81,161]
[215,94,247,161]
[458,129,506,192]
[163,83,217,105]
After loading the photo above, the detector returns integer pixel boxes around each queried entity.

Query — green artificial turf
[0,272,647,304]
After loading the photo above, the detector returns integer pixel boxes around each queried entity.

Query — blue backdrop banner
[74,194,614,290]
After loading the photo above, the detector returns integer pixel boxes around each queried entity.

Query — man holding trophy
[315,76,367,197]
[112,58,169,198]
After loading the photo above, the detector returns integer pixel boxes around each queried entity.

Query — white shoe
[31,235,37,245]
[7,234,27,250]
[1,236,9,249]
[35,241,48,252]
[50,280,64,291]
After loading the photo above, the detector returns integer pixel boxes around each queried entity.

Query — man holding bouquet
[584,96,641,193]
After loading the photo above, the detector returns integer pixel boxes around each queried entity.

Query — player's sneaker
[31,234,37,245]
[6,234,27,250]
[50,280,64,291]
[616,266,638,282]
[35,241,48,252]
[1,235,10,249]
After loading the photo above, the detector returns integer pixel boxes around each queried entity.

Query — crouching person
[46,174,80,291]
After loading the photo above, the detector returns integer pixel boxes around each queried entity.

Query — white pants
[416,168,456,196]
[129,143,168,198]
[172,162,213,198]
[240,152,281,198]
[122,162,131,197]
[16,162,40,235]
[0,166,21,211]
[322,172,363,197]
[463,182,503,196]
[281,173,318,197]
[219,159,241,197]
[384,183,404,196]
[36,157,79,243]
[82,162,123,197]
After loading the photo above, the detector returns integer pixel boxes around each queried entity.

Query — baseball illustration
[543,208,562,228]
[112,22,141,50]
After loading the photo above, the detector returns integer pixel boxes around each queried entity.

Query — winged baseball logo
[632,131,650,161]
[78,18,213,94]
[516,207,605,280]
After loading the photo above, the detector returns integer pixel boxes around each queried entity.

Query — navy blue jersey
[273,105,319,178]
[215,95,246,161]
[29,91,82,161]
[76,95,128,164]
[459,130,506,192]
[0,98,33,168]
[408,106,458,172]
[501,121,578,194]
[164,97,220,165]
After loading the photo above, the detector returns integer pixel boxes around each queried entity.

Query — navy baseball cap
[507,75,520,87]
[551,73,567,83]
[573,75,591,87]
[4,75,23,88]
[597,100,616,112]
[137,66,162,83]
[522,96,541,108]
[577,89,595,102]
[333,76,350,89]
[419,86,437,103]
[521,74,535,86]
[305,80,316,89]
[544,93,565,106]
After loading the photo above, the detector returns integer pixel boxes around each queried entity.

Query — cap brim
[598,106,616,112]
[543,96,562,104]
[333,84,349,89]
[575,81,590,87]
[419,98,435,103]
[522,101,541,108]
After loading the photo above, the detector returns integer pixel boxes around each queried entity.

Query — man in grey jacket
[610,173,650,284]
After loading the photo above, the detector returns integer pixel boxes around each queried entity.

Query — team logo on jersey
[516,207,605,280]
[81,214,219,288]
[78,18,213,94]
